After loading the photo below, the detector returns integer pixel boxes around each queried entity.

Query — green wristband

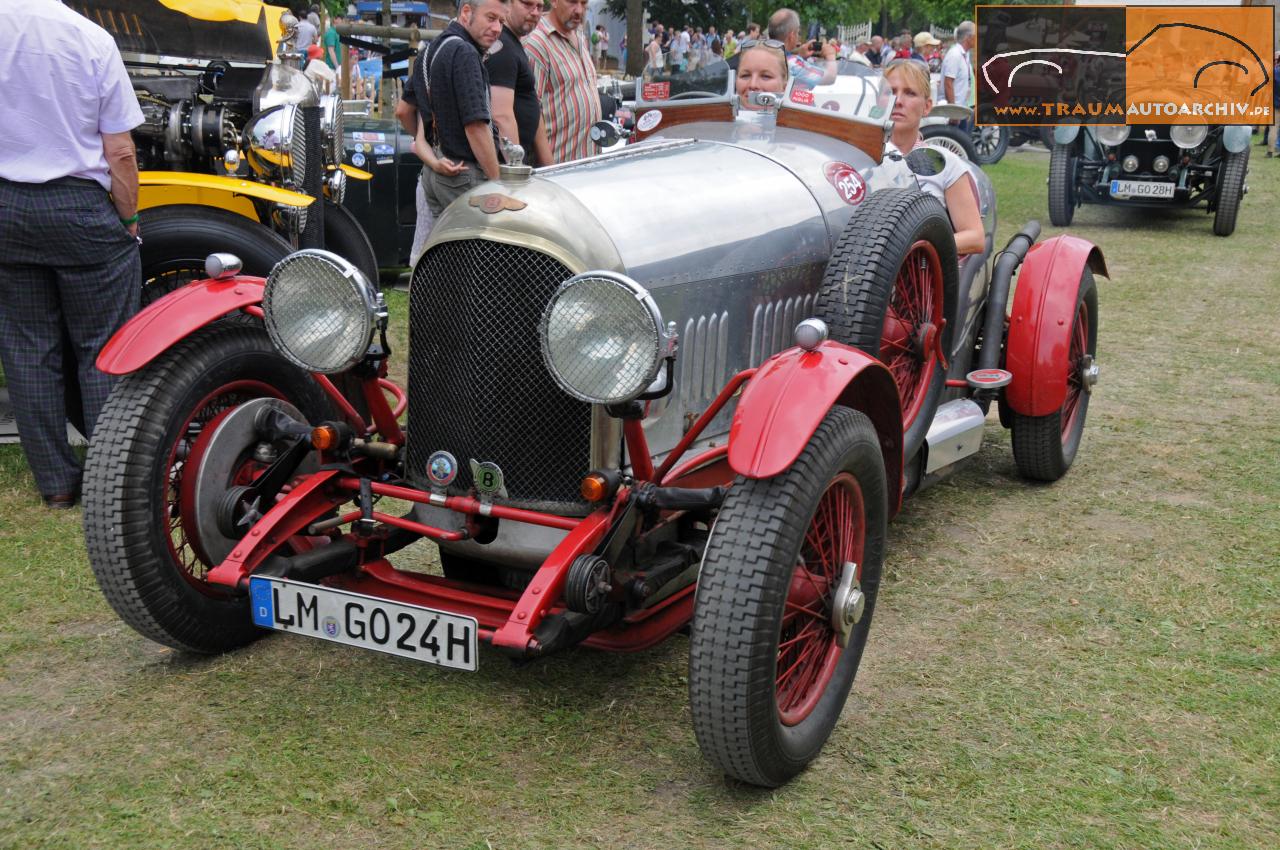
[120,213,140,225]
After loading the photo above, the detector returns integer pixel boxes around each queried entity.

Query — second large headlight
[1095,125,1131,147]
[263,249,382,374]
[540,272,672,405]
[1170,125,1209,149]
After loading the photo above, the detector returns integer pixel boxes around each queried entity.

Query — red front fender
[96,276,265,375]
[1004,235,1107,417]
[728,341,904,514]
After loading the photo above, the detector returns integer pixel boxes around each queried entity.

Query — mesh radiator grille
[406,239,593,511]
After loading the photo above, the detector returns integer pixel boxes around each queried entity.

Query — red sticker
[823,162,866,206]
[642,82,670,101]
[790,88,815,105]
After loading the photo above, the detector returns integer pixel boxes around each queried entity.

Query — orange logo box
[1126,7,1273,125]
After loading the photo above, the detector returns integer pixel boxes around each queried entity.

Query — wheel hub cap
[830,561,864,648]
[1080,354,1100,392]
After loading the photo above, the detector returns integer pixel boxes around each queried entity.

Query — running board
[924,399,987,475]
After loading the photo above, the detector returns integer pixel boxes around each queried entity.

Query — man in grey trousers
[0,0,144,508]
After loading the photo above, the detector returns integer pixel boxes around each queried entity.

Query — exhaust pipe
[976,221,1041,373]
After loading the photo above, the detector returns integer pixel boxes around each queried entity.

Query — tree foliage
[601,0,978,38]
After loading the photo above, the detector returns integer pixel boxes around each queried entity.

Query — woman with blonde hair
[883,59,984,254]
[734,40,788,109]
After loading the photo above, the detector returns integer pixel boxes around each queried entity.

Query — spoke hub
[1080,354,1100,392]
[830,561,864,647]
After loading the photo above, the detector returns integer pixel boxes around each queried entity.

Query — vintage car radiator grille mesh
[405,239,592,512]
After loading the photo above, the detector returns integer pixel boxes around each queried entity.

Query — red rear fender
[1005,236,1107,416]
[728,341,904,514]
[97,276,266,375]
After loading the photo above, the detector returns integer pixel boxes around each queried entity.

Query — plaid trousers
[0,177,140,496]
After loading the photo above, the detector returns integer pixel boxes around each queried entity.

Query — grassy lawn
[2,145,1277,850]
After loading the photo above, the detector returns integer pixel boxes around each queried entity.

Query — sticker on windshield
[351,152,366,167]
[642,82,670,101]
[637,110,663,132]
[823,162,866,206]
[790,88,815,106]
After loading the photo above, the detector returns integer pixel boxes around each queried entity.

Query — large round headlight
[244,104,308,191]
[1169,125,1208,149]
[1095,125,1130,147]
[263,249,381,374]
[540,271,672,405]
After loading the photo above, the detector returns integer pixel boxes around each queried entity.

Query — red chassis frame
[100,275,902,659]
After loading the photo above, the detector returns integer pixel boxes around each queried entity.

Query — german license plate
[1110,179,1175,199]
[249,576,478,671]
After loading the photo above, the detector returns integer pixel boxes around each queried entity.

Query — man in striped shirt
[523,0,601,164]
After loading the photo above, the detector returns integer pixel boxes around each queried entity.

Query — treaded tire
[816,189,958,460]
[971,125,1010,165]
[1011,270,1098,481]
[1048,144,1076,226]
[139,205,292,306]
[689,407,887,787]
[1212,149,1247,237]
[324,199,379,282]
[921,124,979,161]
[83,322,331,653]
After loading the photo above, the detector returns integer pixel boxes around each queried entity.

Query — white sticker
[637,110,663,132]
[352,152,366,167]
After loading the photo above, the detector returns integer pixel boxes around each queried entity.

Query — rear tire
[1011,270,1098,481]
[816,189,958,460]
[1048,144,1076,226]
[971,125,1010,165]
[1212,149,1247,237]
[690,407,887,787]
[83,322,330,653]
[139,205,292,306]
[921,124,978,161]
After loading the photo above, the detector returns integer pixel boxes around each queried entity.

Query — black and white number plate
[249,576,478,671]
[1110,179,1175,199]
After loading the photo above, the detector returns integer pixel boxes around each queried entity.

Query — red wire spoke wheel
[775,472,865,726]
[1011,269,1099,481]
[83,321,330,653]
[170,380,284,596]
[817,189,958,460]
[690,407,887,787]
[880,240,945,431]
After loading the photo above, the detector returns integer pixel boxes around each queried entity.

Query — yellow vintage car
[71,0,376,301]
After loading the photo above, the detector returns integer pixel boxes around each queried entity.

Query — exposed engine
[128,64,260,173]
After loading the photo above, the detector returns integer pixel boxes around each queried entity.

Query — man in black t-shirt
[488,0,553,166]
[421,0,507,217]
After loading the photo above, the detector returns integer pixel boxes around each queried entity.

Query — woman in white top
[646,36,663,71]
[883,59,984,255]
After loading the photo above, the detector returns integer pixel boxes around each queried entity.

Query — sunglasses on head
[738,38,786,51]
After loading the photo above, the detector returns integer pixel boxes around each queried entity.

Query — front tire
[1048,144,1077,226]
[1212,148,1247,237]
[324,199,380,282]
[1010,270,1098,481]
[690,407,887,787]
[83,322,331,653]
[817,190,958,460]
[139,205,292,306]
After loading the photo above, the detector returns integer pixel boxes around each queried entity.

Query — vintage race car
[83,70,1106,787]
[1048,123,1252,236]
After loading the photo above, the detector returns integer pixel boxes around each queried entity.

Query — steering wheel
[670,91,720,100]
